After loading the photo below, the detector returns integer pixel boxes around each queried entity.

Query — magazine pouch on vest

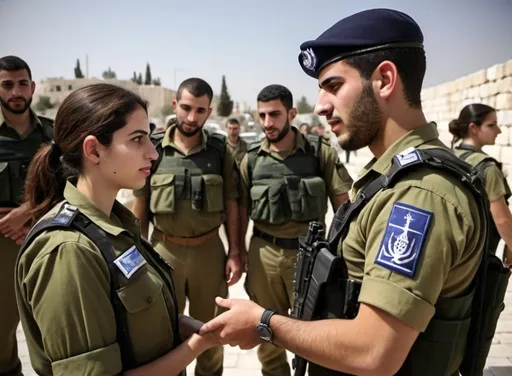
[246,134,326,224]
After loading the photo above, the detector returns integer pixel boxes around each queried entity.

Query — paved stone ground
[16,148,512,375]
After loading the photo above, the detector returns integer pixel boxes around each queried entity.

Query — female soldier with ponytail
[449,103,512,268]
[15,83,219,375]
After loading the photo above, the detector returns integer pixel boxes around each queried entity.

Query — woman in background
[450,103,512,268]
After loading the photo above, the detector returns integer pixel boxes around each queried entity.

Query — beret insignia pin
[301,48,316,71]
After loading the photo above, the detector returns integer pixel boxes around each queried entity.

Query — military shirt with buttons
[453,149,508,202]
[239,129,353,238]
[227,137,248,166]
[15,181,180,376]
[0,108,45,139]
[341,123,483,332]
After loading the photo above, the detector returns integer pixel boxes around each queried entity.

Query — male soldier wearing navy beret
[199,8,492,376]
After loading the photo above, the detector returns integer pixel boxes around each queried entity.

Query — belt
[252,227,299,250]
[152,228,218,246]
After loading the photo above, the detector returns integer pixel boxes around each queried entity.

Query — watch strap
[261,309,276,326]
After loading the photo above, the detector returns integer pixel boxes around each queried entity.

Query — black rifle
[291,221,361,376]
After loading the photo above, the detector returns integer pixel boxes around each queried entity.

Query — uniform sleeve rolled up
[23,241,122,374]
[484,164,507,202]
[355,184,479,332]
[320,144,354,196]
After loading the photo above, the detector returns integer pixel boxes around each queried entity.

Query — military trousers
[245,235,298,376]
[152,231,228,376]
[0,235,22,376]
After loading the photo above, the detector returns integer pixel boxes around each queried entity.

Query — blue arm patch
[375,202,433,278]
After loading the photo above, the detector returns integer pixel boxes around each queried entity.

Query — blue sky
[2,0,511,109]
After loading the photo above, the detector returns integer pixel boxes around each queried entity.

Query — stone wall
[422,58,512,176]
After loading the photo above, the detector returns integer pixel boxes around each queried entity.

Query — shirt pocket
[116,267,174,363]
[149,174,175,214]
[203,174,224,212]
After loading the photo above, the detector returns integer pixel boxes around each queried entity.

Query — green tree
[145,63,152,85]
[102,66,117,79]
[152,77,161,86]
[217,75,233,117]
[296,95,313,113]
[131,71,138,84]
[161,103,175,117]
[74,59,84,78]
[137,73,143,85]
[33,96,54,112]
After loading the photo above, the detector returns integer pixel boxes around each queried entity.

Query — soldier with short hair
[226,118,248,166]
[132,77,241,376]
[237,84,353,376]
[0,55,54,376]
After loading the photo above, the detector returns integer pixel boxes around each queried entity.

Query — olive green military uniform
[0,109,53,376]
[454,146,509,203]
[227,137,248,166]
[454,144,512,263]
[239,129,353,376]
[134,125,239,376]
[15,181,181,376]
[326,123,483,376]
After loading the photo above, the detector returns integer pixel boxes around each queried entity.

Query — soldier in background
[226,118,248,166]
[237,84,353,376]
[0,55,54,376]
[132,78,241,376]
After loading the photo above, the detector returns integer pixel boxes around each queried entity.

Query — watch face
[257,324,272,342]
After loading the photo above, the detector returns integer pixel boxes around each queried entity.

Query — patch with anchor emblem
[375,202,432,277]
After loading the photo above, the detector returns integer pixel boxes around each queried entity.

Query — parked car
[240,131,260,143]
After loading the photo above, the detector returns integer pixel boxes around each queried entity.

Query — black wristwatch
[257,309,276,343]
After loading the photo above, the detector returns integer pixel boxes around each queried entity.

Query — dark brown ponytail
[24,83,147,222]
[449,103,496,149]
[24,142,67,222]
[448,119,465,149]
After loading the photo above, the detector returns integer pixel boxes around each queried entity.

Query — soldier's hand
[225,252,242,286]
[239,248,248,273]
[179,314,204,341]
[10,226,30,245]
[199,297,264,350]
[0,203,31,237]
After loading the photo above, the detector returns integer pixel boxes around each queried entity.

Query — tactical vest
[246,134,327,224]
[455,143,511,254]
[18,203,183,372]
[149,130,227,215]
[0,117,53,207]
[310,147,510,376]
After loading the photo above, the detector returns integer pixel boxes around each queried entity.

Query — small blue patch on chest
[114,245,147,279]
[375,202,433,278]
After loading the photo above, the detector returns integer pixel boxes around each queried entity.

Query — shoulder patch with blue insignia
[394,147,421,167]
[375,202,433,278]
[114,245,147,279]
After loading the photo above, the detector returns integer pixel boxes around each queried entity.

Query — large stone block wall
[422,58,512,177]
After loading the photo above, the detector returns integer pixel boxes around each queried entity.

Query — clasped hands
[180,297,266,350]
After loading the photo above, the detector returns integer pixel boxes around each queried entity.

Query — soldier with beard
[237,84,353,376]
[132,77,241,376]
[0,55,53,376]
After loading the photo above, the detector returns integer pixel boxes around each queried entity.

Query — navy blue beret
[298,8,424,78]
